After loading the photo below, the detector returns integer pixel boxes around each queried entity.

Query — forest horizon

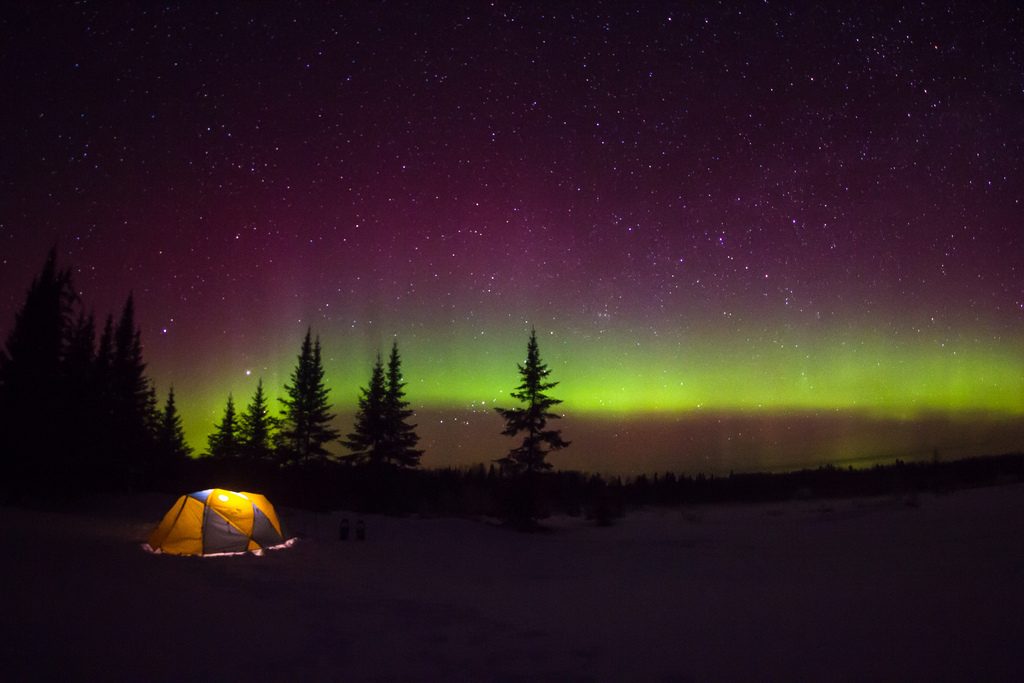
[6,252,1023,476]
[3,4,1022,476]
[158,327,1024,475]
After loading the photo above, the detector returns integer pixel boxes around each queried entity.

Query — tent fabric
[146,488,290,556]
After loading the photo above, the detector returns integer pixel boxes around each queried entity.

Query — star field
[2,2,1022,473]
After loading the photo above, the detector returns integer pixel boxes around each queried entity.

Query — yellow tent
[147,488,290,556]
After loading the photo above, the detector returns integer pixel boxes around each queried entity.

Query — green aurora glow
[166,320,1024,471]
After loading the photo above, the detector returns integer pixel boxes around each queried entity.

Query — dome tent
[146,488,291,556]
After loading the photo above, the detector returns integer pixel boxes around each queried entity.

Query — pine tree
[494,329,570,474]
[0,249,76,486]
[97,294,160,485]
[110,295,156,435]
[344,341,423,468]
[156,386,192,461]
[382,340,423,467]
[0,249,74,390]
[144,382,161,439]
[88,314,118,474]
[278,329,339,465]
[207,394,241,458]
[95,315,114,379]
[342,352,388,465]
[238,378,274,460]
[63,311,96,389]
[1,252,176,493]
[62,310,100,483]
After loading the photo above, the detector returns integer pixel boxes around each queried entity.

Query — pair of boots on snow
[338,518,365,541]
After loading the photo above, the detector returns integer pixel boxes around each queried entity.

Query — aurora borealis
[2,2,1022,474]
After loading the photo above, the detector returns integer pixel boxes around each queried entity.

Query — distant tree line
[205,330,341,466]
[203,332,426,468]
[14,252,1010,522]
[1,252,572,514]
[174,451,1024,522]
[200,322,569,525]
[202,324,570,486]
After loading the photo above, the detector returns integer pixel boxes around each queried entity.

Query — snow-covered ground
[3,484,1022,681]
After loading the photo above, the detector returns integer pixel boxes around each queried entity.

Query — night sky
[2,2,1022,474]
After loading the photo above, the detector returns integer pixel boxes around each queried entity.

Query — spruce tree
[64,311,96,389]
[342,353,388,465]
[382,340,423,467]
[111,295,156,439]
[89,314,116,470]
[0,249,74,392]
[0,249,76,486]
[278,329,339,465]
[92,315,115,442]
[113,296,144,390]
[494,329,570,474]
[101,295,161,484]
[1,252,174,492]
[238,378,274,460]
[207,394,240,458]
[344,341,422,468]
[156,386,192,461]
[95,315,114,378]
[62,311,100,483]
[144,382,161,439]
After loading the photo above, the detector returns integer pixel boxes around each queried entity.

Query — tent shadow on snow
[145,488,296,557]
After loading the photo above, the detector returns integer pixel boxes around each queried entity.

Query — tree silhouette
[238,378,275,460]
[0,248,76,487]
[278,329,339,465]
[495,329,570,474]
[95,315,114,379]
[382,340,423,467]
[344,341,423,468]
[62,310,102,484]
[343,352,387,465]
[109,295,159,452]
[156,386,192,462]
[1,252,179,494]
[207,394,241,458]
[64,311,97,391]
[0,249,74,388]
[113,296,148,410]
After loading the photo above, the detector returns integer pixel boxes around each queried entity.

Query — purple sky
[3,2,1022,472]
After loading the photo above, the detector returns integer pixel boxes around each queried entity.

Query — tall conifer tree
[0,249,76,484]
[207,394,240,458]
[278,329,339,464]
[239,378,274,460]
[156,386,192,461]
[382,340,422,467]
[95,315,114,378]
[111,295,155,435]
[64,311,96,389]
[1,252,172,492]
[342,353,387,465]
[102,295,161,484]
[62,311,99,481]
[344,341,422,467]
[494,329,570,473]
[94,315,115,434]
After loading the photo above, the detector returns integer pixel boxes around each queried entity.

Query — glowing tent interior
[146,488,291,556]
